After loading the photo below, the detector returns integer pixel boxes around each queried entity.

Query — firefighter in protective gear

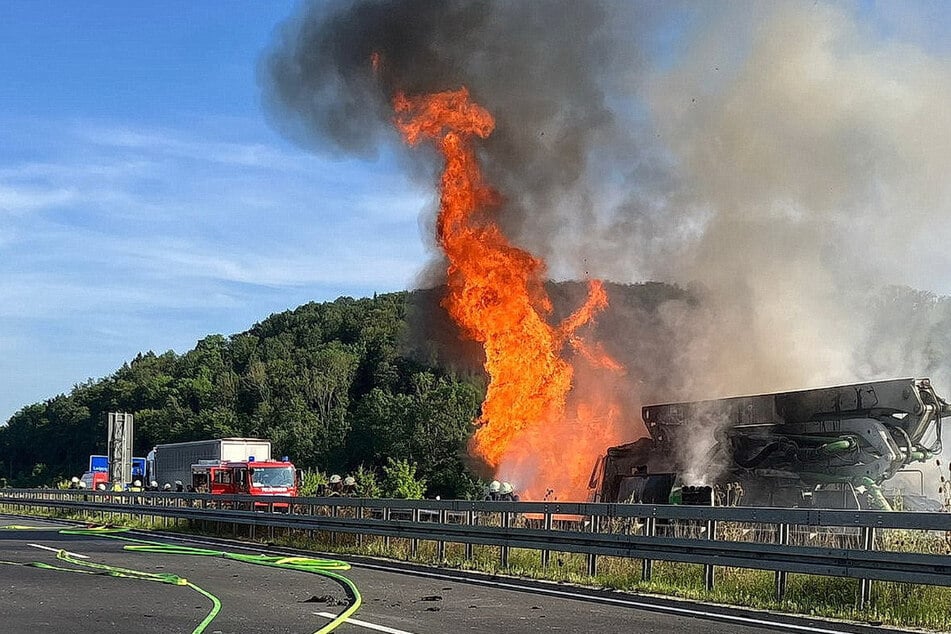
[77,480,87,489]
[174,480,184,492]
[69,476,80,489]
[129,480,143,492]
[342,475,357,497]
[485,480,501,501]
[328,474,343,496]
[500,481,519,501]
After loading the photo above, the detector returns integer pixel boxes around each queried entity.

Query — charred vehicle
[592,378,949,510]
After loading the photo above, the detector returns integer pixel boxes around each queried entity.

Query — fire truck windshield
[249,466,294,487]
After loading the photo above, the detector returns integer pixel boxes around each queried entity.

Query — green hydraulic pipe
[818,439,854,455]
[859,476,892,511]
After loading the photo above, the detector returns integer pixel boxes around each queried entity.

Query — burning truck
[591,378,949,511]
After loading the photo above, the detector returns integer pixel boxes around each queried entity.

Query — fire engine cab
[191,457,299,509]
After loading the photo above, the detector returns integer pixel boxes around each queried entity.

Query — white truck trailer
[146,438,272,488]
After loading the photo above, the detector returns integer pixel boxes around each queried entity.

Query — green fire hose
[1,524,361,634]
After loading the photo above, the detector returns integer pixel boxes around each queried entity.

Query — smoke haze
[262,1,951,491]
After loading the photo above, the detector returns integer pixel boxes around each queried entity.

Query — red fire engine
[191,457,299,509]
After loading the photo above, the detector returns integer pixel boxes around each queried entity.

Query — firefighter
[69,476,80,489]
[97,483,107,491]
[485,480,501,501]
[174,480,184,492]
[163,482,172,492]
[147,480,159,492]
[342,476,357,497]
[77,480,87,489]
[129,480,143,492]
[328,474,343,496]
[500,481,519,502]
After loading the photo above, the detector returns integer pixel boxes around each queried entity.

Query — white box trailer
[147,438,272,488]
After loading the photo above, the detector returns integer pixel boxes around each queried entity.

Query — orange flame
[394,87,632,500]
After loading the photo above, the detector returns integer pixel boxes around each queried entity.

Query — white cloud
[0,116,433,422]
[0,184,79,214]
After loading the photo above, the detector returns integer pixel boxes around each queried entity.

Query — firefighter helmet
[133,480,142,488]
[329,474,342,484]
[488,480,501,493]
[343,476,356,486]
[500,482,513,495]
[70,476,80,484]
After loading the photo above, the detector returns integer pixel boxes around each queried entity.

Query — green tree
[352,464,382,498]
[381,457,426,499]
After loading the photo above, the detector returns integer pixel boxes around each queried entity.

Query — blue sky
[0,2,429,422]
[3,1,951,424]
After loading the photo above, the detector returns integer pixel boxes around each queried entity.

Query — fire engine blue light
[248,456,255,462]
[282,456,288,462]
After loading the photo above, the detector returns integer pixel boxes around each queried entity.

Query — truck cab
[80,470,109,490]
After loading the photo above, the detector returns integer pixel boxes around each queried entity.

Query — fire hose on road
[0,524,362,634]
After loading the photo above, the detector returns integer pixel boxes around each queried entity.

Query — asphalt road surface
[0,515,909,634]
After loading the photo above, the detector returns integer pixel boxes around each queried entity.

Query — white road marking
[27,543,89,559]
[315,612,418,634]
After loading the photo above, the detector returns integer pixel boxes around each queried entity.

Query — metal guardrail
[2,488,950,608]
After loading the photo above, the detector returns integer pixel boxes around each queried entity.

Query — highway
[0,515,908,634]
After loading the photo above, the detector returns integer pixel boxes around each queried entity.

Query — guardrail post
[465,509,475,561]
[268,501,275,539]
[642,516,656,582]
[331,504,339,546]
[308,502,315,543]
[437,508,447,561]
[411,508,420,558]
[704,519,717,591]
[775,522,790,601]
[384,507,391,551]
[859,526,876,609]
[541,511,552,568]
[357,505,364,548]
[500,509,510,568]
[586,514,599,577]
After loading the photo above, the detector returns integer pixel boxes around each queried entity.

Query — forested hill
[0,291,484,496]
[0,281,688,495]
[2,281,945,496]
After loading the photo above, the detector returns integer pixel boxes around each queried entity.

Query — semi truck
[146,438,274,488]
[592,378,949,510]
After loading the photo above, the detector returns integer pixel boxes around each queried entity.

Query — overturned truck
[593,378,949,510]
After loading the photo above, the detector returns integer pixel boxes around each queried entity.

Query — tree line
[0,292,484,498]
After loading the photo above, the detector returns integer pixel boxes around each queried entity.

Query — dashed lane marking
[27,543,89,559]
[315,611,417,634]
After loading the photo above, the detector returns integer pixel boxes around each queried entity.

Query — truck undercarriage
[593,378,949,510]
